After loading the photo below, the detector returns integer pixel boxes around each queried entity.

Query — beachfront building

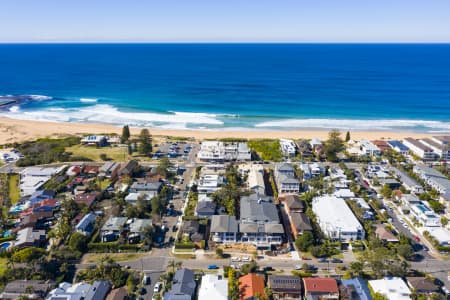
[274,163,300,194]
[210,215,239,244]
[197,141,251,162]
[81,135,108,146]
[420,136,450,160]
[359,140,382,156]
[198,274,228,300]
[387,140,409,156]
[280,138,297,157]
[403,137,435,160]
[413,165,450,194]
[369,277,411,300]
[19,166,66,196]
[239,194,284,248]
[312,195,365,242]
[372,140,391,153]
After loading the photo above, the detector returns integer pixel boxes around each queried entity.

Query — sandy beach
[0,117,440,144]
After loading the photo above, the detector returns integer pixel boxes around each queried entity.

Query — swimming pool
[0,242,11,250]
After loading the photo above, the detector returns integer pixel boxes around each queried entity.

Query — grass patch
[248,139,283,161]
[66,145,128,162]
[172,253,196,259]
[82,252,148,263]
[0,258,7,276]
[8,174,20,205]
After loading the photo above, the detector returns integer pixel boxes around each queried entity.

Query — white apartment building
[197,141,251,161]
[312,195,365,242]
[413,165,450,194]
[280,139,297,157]
[409,201,441,227]
[403,138,435,160]
[420,136,450,160]
[359,140,382,156]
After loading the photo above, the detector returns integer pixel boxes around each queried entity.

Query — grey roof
[99,161,119,173]
[268,275,302,293]
[85,281,111,300]
[195,201,216,214]
[284,195,305,210]
[182,220,200,234]
[276,162,295,172]
[240,194,279,224]
[102,217,127,232]
[129,219,152,233]
[130,181,163,191]
[2,279,54,296]
[239,223,284,234]
[291,212,313,232]
[278,174,300,184]
[165,269,196,299]
[210,215,238,233]
[391,167,421,188]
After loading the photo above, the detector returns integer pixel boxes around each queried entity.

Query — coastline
[0,117,442,144]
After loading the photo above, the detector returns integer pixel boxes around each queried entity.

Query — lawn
[66,145,128,162]
[248,139,283,161]
[0,258,7,276]
[8,174,20,205]
[82,252,148,263]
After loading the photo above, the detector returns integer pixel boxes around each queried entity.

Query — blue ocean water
[0,43,449,132]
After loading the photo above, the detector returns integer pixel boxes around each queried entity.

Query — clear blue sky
[1,0,449,42]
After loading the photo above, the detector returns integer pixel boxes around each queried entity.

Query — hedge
[174,241,195,250]
[88,242,142,252]
[0,236,15,244]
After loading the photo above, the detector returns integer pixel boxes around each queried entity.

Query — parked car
[231,257,240,262]
[331,258,342,263]
[318,258,328,263]
[242,257,251,262]
[142,275,151,285]
[207,264,219,269]
[153,282,162,293]
[294,265,302,270]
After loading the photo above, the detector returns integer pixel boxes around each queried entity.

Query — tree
[295,231,314,251]
[100,153,108,161]
[215,248,224,258]
[345,131,351,142]
[68,232,88,252]
[142,225,153,246]
[396,244,414,260]
[138,128,152,155]
[324,129,344,162]
[127,142,133,155]
[228,268,239,300]
[121,125,130,143]
[381,184,393,199]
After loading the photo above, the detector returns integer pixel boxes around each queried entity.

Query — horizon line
[1,41,450,45]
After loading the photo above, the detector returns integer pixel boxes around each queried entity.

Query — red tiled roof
[239,273,266,300]
[303,278,338,293]
[74,192,98,207]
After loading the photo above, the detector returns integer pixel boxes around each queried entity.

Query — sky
[1,0,450,42]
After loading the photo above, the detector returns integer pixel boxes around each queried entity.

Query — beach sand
[0,117,438,144]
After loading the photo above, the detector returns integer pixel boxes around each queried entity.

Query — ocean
[0,43,449,132]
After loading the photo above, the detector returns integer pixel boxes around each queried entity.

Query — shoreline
[0,117,444,144]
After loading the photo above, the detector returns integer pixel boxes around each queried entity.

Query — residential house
[268,275,302,300]
[359,140,381,156]
[289,212,313,237]
[387,140,409,156]
[20,166,65,196]
[280,139,297,157]
[118,160,139,177]
[310,138,322,151]
[303,277,339,300]
[210,215,239,244]
[413,165,450,194]
[239,194,284,248]
[100,217,127,242]
[274,163,300,194]
[368,277,411,300]
[282,194,305,214]
[198,274,228,300]
[163,269,196,300]
[403,138,435,160]
[29,190,56,206]
[372,140,390,153]
[246,164,266,195]
[195,198,216,218]
[99,161,120,180]
[15,227,46,249]
[375,224,399,243]
[81,135,108,146]
[423,227,450,246]
[197,141,251,162]
[391,167,424,194]
[127,218,152,243]
[420,138,450,160]
[74,192,98,207]
[106,287,128,300]
[182,220,204,243]
[406,277,439,295]
[340,278,372,300]
[239,273,265,300]
[75,212,96,237]
[430,136,450,159]
[84,281,111,300]
[47,282,92,300]
[0,280,54,300]
[197,174,223,194]
[409,201,441,227]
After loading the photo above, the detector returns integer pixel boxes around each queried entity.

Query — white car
[231,257,241,262]
[294,265,302,270]
[242,257,251,262]
[153,282,162,293]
